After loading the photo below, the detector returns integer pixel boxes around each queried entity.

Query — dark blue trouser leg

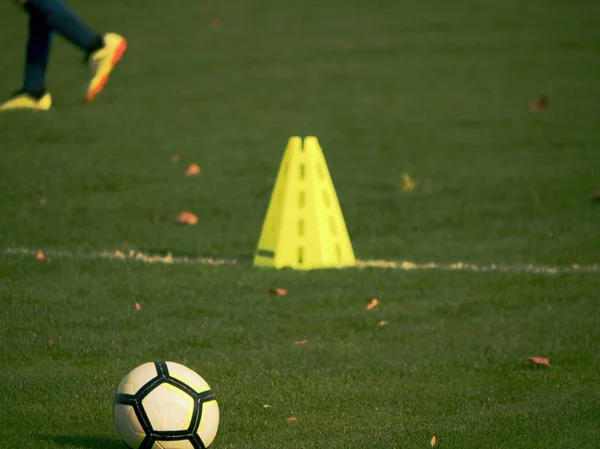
[24,0,101,51]
[19,0,103,93]
[24,10,53,92]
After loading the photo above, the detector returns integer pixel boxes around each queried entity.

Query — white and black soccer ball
[113,361,220,449]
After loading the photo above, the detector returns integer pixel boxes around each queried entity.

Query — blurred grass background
[1,0,599,447]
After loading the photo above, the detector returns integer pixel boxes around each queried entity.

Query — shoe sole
[0,105,49,111]
[86,38,128,103]
[0,97,51,112]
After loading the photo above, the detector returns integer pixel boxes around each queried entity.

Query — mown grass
[1,0,599,447]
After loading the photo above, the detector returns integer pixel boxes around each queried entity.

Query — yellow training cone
[254,136,356,270]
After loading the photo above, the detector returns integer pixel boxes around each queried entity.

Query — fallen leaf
[431,436,437,447]
[286,416,297,422]
[269,287,288,296]
[135,302,142,311]
[103,370,108,374]
[263,404,272,408]
[185,163,201,176]
[294,339,308,345]
[378,320,388,327]
[171,154,180,164]
[533,190,542,211]
[210,18,223,29]
[366,298,380,310]
[528,356,550,366]
[401,172,417,192]
[35,251,46,261]
[39,196,47,205]
[177,211,199,225]
[48,336,56,345]
[529,95,549,112]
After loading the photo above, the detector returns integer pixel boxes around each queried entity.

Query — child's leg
[23,0,103,55]
[23,10,53,94]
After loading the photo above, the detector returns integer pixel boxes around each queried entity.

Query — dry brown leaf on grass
[366,298,380,310]
[48,336,56,345]
[36,251,50,262]
[171,154,180,164]
[269,287,288,296]
[401,172,417,192]
[177,211,199,225]
[528,356,550,366]
[431,436,437,447]
[378,320,388,327]
[533,190,543,211]
[294,339,308,345]
[185,163,201,176]
[286,416,297,422]
[135,303,142,311]
[39,196,47,205]
[529,95,549,112]
[210,18,223,29]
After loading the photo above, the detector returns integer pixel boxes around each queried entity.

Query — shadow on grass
[33,434,124,448]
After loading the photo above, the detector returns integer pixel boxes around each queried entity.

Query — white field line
[2,247,599,275]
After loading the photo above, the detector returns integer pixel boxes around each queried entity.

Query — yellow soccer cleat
[0,91,52,111]
[86,33,127,103]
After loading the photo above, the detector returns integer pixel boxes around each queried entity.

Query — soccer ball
[113,361,220,449]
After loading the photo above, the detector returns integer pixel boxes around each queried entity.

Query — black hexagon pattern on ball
[114,361,216,449]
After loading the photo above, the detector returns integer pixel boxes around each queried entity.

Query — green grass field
[1,0,599,447]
